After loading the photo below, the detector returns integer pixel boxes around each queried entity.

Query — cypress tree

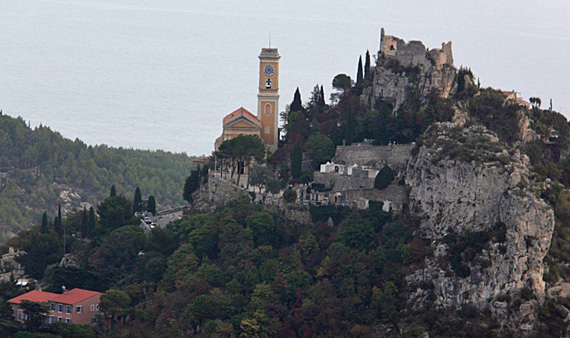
[133,187,142,213]
[88,207,96,235]
[345,108,354,146]
[365,50,371,80]
[291,142,303,179]
[290,88,303,113]
[357,56,364,84]
[110,185,117,198]
[53,204,62,235]
[80,207,88,236]
[41,212,49,234]
[319,85,326,108]
[147,196,157,215]
[183,170,200,204]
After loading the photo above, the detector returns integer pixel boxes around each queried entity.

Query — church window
[264,103,272,116]
[265,126,270,135]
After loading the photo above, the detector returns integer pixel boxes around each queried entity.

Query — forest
[0,113,195,242]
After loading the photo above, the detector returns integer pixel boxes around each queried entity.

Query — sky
[1,0,569,155]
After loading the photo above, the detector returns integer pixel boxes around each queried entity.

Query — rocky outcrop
[406,123,555,332]
[361,29,457,112]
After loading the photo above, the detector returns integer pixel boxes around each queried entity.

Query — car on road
[143,216,152,224]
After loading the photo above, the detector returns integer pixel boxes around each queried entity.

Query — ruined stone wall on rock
[362,28,457,112]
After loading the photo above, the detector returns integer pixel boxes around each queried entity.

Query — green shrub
[374,165,394,190]
[283,189,296,203]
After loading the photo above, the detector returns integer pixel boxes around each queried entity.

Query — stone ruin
[379,27,453,70]
[361,28,457,112]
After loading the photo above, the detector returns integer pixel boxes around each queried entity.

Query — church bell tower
[257,48,280,153]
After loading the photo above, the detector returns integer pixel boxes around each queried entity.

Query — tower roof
[259,48,280,60]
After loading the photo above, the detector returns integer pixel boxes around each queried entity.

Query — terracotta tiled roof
[9,288,102,305]
[8,290,56,304]
[222,107,261,127]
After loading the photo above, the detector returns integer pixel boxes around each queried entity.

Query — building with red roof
[9,288,102,325]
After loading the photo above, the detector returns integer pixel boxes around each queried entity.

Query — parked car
[143,217,152,224]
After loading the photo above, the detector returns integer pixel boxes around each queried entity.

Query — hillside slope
[0,113,194,242]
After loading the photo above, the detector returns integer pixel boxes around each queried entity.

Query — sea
[1,0,568,156]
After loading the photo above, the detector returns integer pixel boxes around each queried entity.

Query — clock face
[264,64,275,76]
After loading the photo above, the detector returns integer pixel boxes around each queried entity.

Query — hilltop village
[3,28,570,338]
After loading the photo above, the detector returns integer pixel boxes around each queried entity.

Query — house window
[17,309,23,320]
[58,317,63,322]
[96,304,99,310]
[50,302,56,311]
[66,318,72,323]
[90,305,94,311]
[65,305,72,314]
[76,306,83,313]
[49,316,55,324]
[58,304,63,313]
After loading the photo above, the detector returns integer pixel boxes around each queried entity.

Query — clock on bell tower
[257,48,280,153]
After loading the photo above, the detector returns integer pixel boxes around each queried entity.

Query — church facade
[215,48,280,154]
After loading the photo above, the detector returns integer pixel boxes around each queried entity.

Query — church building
[215,48,280,154]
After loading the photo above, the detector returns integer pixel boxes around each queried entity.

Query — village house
[9,287,102,325]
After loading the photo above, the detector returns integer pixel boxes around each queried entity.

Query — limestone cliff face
[406,123,555,331]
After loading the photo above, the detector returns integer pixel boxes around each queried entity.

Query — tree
[41,212,48,234]
[147,195,157,215]
[305,132,335,170]
[356,56,364,84]
[87,207,96,235]
[80,207,89,236]
[20,300,50,332]
[249,165,272,193]
[345,107,354,146]
[291,142,302,179]
[109,185,117,198]
[53,203,62,236]
[290,87,303,113]
[96,195,137,236]
[374,165,394,190]
[332,74,352,92]
[183,170,200,204]
[132,187,142,213]
[283,189,296,203]
[216,135,266,188]
[99,289,131,328]
[364,50,371,80]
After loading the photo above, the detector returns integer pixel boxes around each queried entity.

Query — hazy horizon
[1,0,569,155]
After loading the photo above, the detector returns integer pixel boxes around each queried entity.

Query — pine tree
[319,85,326,108]
[41,212,49,234]
[147,196,157,215]
[357,56,364,84]
[110,185,117,198]
[290,88,303,113]
[365,50,371,80]
[133,187,142,213]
